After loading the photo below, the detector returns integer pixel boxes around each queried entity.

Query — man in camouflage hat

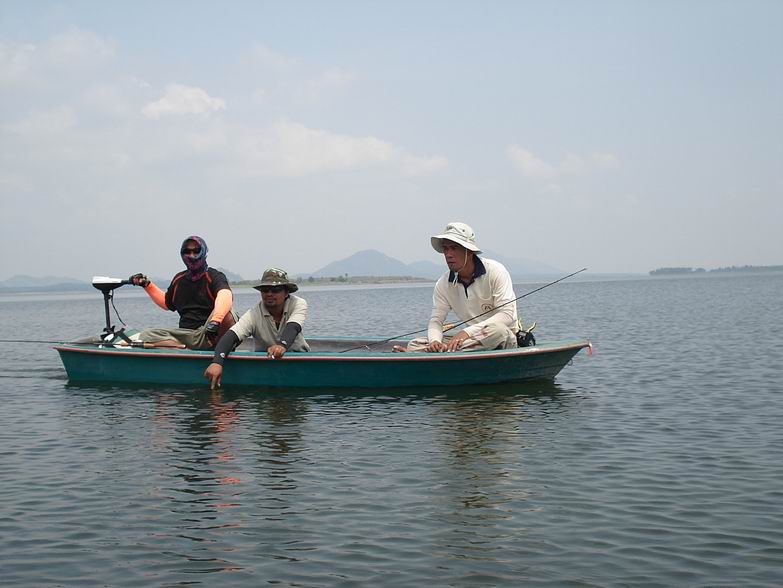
[204,268,309,389]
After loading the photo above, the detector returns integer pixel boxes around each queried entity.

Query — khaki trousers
[406,323,517,352]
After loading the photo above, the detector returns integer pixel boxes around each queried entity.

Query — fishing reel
[516,321,537,348]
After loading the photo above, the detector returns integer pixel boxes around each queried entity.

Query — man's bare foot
[392,345,407,353]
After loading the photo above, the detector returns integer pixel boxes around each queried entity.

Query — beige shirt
[428,258,518,343]
[230,294,310,352]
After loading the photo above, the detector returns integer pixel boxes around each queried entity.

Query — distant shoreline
[5,268,783,295]
[233,276,433,288]
[0,276,436,295]
[650,264,783,276]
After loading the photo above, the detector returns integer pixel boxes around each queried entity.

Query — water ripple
[2,276,783,586]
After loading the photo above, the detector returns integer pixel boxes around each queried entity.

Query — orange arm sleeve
[144,283,168,310]
[211,288,233,323]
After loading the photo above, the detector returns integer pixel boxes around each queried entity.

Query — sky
[1,0,781,281]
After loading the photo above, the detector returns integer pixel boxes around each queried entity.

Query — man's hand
[204,362,223,390]
[425,340,447,353]
[204,320,220,346]
[267,344,287,359]
[129,273,150,287]
[445,331,470,352]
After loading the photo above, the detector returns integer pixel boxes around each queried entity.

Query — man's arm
[278,321,302,350]
[210,289,233,324]
[203,331,239,390]
[203,307,257,389]
[268,321,302,359]
[129,274,169,310]
[426,279,451,352]
[268,296,307,358]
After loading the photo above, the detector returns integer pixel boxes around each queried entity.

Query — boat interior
[74,334,407,354]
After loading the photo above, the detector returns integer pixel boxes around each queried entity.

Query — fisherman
[402,222,519,352]
[129,235,235,349]
[204,268,309,389]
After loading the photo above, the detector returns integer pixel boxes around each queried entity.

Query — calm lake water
[1,274,782,587]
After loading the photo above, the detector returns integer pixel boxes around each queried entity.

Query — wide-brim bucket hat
[252,268,299,292]
[431,222,482,254]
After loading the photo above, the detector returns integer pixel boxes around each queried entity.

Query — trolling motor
[91,276,135,346]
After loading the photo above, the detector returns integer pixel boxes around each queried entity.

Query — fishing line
[0,339,134,346]
[0,339,78,344]
[338,267,587,353]
[0,338,184,349]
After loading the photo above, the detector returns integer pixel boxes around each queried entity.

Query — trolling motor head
[92,276,129,293]
[91,276,133,344]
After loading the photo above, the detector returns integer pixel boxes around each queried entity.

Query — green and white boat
[55,337,590,388]
[54,276,590,388]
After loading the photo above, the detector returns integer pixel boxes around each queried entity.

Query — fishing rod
[0,338,185,348]
[338,267,587,353]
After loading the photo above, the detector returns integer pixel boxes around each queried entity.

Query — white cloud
[0,29,113,86]
[142,84,226,118]
[507,145,557,178]
[231,119,447,177]
[44,29,114,69]
[507,144,620,179]
[243,44,357,105]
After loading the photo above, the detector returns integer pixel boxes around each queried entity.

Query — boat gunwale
[53,340,591,362]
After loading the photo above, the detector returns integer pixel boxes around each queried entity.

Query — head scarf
[180,235,209,281]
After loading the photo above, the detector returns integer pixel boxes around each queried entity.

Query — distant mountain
[0,274,82,288]
[407,260,446,279]
[214,267,244,283]
[308,249,431,278]
[304,249,560,280]
[0,269,246,292]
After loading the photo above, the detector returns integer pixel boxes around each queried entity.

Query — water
[1,274,782,587]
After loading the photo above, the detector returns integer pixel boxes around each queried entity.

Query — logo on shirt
[481,304,493,312]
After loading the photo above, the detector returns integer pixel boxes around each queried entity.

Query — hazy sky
[1,1,781,280]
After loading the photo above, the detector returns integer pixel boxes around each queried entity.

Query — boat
[55,337,590,388]
[54,276,591,388]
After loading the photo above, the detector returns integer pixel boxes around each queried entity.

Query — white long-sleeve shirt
[427,257,518,343]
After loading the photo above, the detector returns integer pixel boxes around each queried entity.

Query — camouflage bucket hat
[253,268,299,293]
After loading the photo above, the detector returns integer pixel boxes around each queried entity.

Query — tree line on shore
[650,264,783,276]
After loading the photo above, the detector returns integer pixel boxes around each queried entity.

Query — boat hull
[55,339,590,388]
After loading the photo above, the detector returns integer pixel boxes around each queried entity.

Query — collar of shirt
[448,255,486,289]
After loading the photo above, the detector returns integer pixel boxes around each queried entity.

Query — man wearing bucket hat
[404,222,519,353]
[204,268,309,389]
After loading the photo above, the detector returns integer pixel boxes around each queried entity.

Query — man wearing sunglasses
[128,235,235,349]
[204,268,309,389]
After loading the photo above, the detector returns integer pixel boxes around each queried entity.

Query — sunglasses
[260,286,286,294]
[181,247,201,255]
